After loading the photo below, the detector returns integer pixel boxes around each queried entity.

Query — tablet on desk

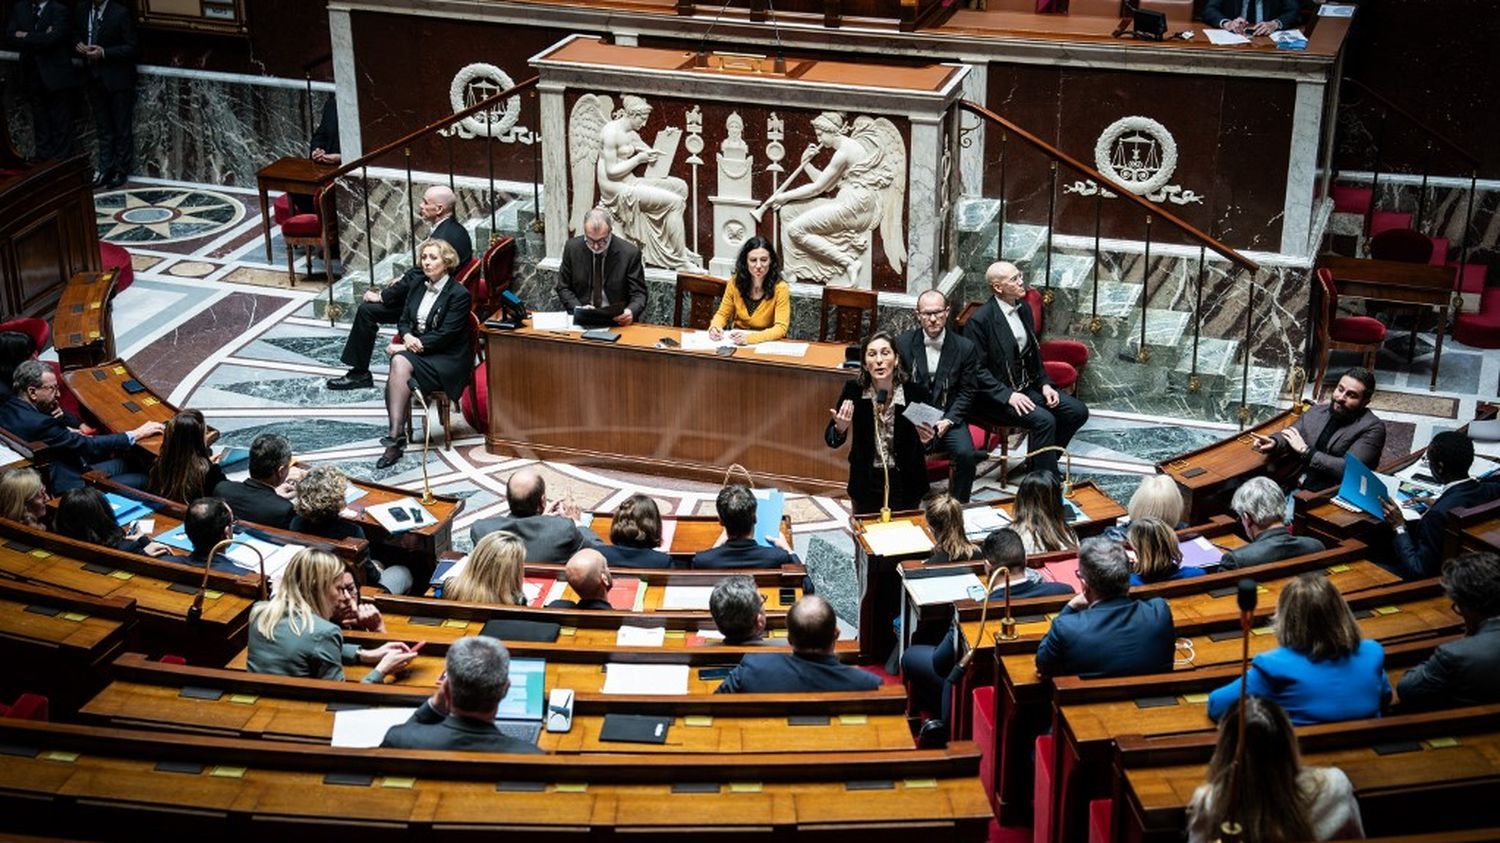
[571,304,625,327]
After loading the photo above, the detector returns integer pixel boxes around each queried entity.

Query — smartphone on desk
[656,336,679,349]
[715,345,737,357]
[122,379,148,394]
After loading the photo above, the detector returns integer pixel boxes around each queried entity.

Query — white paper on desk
[1269,30,1306,45]
[962,505,1011,538]
[660,584,714,610]
[331,707,417,748]
[862,519,934,556]
[1204,28,1251,45]
[1470,419,1500,443]
[901,402,946,429]
[695,627,725,640]
[367,498,435,533]
[905,572,985,606]
[530,311,584,332]
[616,624,667,647]
[753,341,810,357]
[1318,3,1355,16]
[226,535,286,570]
[522,581,543,603]
[601,663,689,695]
[680,330,735,350]
[258,543,305,587]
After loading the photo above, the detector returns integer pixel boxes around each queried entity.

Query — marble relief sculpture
[568,94,700,270]
[708,112,758,276]
[759,111,907,286]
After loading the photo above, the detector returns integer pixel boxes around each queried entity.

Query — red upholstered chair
[1369,227,1434,264]
[452,258,482,316]
[277,185,336,286]
[478,236,516,317]
[1312,268,1386,399]
[1023,288,1089,395]
[925,423,1007,485]
[409,312,484,449]
[0,317,84,420]
[1087,799,1114,843]
[971,685,1000,817]
[98,241,134,296]
[0,693,49,721]
[1034,733,1058,843]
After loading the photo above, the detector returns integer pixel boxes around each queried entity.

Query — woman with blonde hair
[1187,696,1364,842]
[1128,473,1185,525]
[0,467,47,528]
[1126,517,1205,585]
[1207,572,1390,724]
[924,493,981,564]
[146,409,225,503]
[1010,471,1078,554]
[444,530,527,604]
[247,548,416,683]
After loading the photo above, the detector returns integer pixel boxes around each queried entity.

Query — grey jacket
[1270,403,1386,491]
[470,514,602,563]
[1218,526,1326,571]
[246,610,381,684]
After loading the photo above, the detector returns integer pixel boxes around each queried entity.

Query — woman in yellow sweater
[708,236,791,345]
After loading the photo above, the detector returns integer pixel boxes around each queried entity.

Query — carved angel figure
[766,112,907,285]
[568,94,698,270]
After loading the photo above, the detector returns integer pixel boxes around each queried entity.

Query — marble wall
[1328,175,1500,282]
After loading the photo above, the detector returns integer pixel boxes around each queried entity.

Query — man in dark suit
[309,96,340,165]
[691,484,796,569]
[73,0,136,189]
[965,261,1089,478]
[0,361,160,491]
[1396,552,1500,711]
[1202,0,1301,36]
[171,497,244,575]
[555,207,647,327]
[381,636,543,753]
[212,433,295,529]
[327,185,472,390]
[716,596,879,693]
[1252,367,1386,491]
[470,468,602,562]
[1218,476,1325,570]
[1035,537,1174,678]
[710,575,774,645]
[544,548,615,610]
[896,290,989,503]
[6,0,78,161]
[1381,433,1500,580]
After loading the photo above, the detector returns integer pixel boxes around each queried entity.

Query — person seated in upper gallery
[0,467,48,529]
[1380,432,1500,580]
[1186,697,1365,843]
[545,548,615,610]
[146,410,226,504]
[716,595,880,693]
[964,260,1089,480]
[470,468,602,563]
[1034,537,1174,678]
[247,548,417,683]
[896,290,989,504]
[923,493,981,565]
[212,432,297,529]
[374,237,473,469]
[1010,471,1079,554]
[1250,367,1385,492]
[54,486,169,557]
[171,497,245,575]
[380,635,544,753]
[0,360,163,492]
[1202,0,1302,37]
[1207,572,1390,725]
[291,465,412,595]
[442,530,528,605]
[327,187,472,391]
[1396,552,1500,711]
[1218,476,1325,570]
[1103,473,1187,541]
[554,207,647,328]
[707,236,791,346]
[1127,517,1206,586]
[709,575,776,646]
[600,493,673,569]
[691,484,797,569]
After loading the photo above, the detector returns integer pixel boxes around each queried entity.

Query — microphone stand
[408,379,436,506]
[945,565,1010,684]
[187,538,268,624]
[873,388,892,523]
[1214,579,1257,843]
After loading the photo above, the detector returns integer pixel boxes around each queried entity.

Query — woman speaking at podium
[707,236,791,345]
[824,331,929,516]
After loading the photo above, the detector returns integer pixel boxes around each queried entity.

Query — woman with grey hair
[291,465,413,594]
[1218,476,1325,570]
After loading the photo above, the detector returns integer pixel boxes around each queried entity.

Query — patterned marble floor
[55,177,1500,596]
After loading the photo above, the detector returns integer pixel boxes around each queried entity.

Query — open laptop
[493,657,547,744]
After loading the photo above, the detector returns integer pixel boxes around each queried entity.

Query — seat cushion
[460,361,488,432]
[1331,315,1387,344]
[0,317,49,351]
[1044,360,1078,391]
[1034,733,1057,843]
[98,241,134,295]
[272,193,294,227]
[280,213,323,238]
[1040,338,1089,369]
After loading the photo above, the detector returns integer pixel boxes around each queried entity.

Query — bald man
[546,548,615,610]
[963,261,1089,478]
[716,596,880,693]
[328,185,473,390]
[469,468,602,562]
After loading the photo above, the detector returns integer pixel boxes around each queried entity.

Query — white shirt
[414,274,449,328]
[923,330,944,376]
[997,297,1029,354]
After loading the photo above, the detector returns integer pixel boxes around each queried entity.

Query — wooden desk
[1320,255,1457,391]
[588,511,795,560]
[330,469,463,570]
[1448,498,1500,558]
[61,358,217,455]
[1157,404,1305,524]
[51,270,117,370]
[484,322,852,492]
[0,578,134,711]
[254,156,336,261]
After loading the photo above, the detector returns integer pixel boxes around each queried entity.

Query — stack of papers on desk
[616,624,667,647]
[1180,536,1224,569]
[105,492,152,526]
[753,341,810,357]
[331,707,417,748]
[1204,28,1251,45]
[962,505,1010,539]
[1270,29,1307,49]
[862,519,933,556]
[366,498,436,533]
[680,331,735,350]
[601,663,689,695]
[904,571,985,606]
[530,311,585,332]
[660,584,714,610]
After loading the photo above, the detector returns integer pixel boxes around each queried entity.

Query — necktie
[590,252,604,308]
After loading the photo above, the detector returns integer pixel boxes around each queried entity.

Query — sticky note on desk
[209,766,246,778]
[684,715,713,727]
[42,751,79,763]
[903,778,939,789]
[442,619,469,629]
[838,714,868,725]
[1425,737,1459,749]
[1327,564,1351,574]
[109,570,134,581]
[204,590,224,600]
[1182,693,1210,704]
[59,612,89,622]
[729,782,762,793]
[559,626,577,636]
[1250,626,1273,636]
[27,548,50,558]
[1373,605,1400,615]
[553,782,588,793]
[113,366,126,375]
[227,694,259,705]
[381,776,416,789]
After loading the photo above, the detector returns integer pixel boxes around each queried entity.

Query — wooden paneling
[0,157,99,317]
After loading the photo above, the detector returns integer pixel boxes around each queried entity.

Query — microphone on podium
[874,389,891,522]
[409,379,436,506]
[1216,578,1259,843]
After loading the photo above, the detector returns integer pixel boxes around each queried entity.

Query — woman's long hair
[925,493,978,562]
[445,530,527,605]
[1011,471,1078,552]
[730,236,784,309]
[251,548,342,640]
[0,467,44,527]
[146,410,213,502]
[55,487,125,547]
[1127,517,1182,583]
[1189,696,1315,843]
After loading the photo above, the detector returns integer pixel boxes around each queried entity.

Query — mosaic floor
[46,177,1500,599]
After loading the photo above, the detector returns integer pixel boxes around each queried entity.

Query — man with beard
[1251,367,1385,491]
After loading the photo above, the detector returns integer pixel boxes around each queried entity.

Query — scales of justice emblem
[1064,116,1203,205]
[438,63,534,143]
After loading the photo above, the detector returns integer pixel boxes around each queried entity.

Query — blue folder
[1335,453,1390,519]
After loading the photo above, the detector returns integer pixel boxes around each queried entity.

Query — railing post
[1043,160,1057,305]
[1137,214,1151,363]
[1190,245,1204,392]
[531,89,543,235]
[1240,269,1253,428]
[405,147,416,266]
[1089,191,1102,333]
[359,166,374,327]
[996,131,1007,263]
[488,120,497,240]
[446,131,456,198]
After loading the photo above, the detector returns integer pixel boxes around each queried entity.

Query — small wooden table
[254,156,337,261]
[1319,255,1456,391]
[52,270,117,370]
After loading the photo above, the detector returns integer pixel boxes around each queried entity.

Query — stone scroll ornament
[567,94,702,270]
[757,112,907,287]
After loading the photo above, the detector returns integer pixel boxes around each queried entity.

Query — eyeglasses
[585,235,610,249]
[917,309,948,319]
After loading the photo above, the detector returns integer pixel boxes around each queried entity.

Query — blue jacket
[600,543,674,569]
[692,538,795,570]
[1129,566,1207,587]
[988,576,1074,601]
[0,395,130,491]
[1035,596,1175,678]
[1207,639,1391,724]
[716,651,881,693]
[1389,479,1500,580]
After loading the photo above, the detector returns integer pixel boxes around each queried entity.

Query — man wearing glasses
[895,290,989,502]
[0,360,161,491]
[555,207,647,327]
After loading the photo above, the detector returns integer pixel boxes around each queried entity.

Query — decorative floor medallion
[95,188,246,244]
